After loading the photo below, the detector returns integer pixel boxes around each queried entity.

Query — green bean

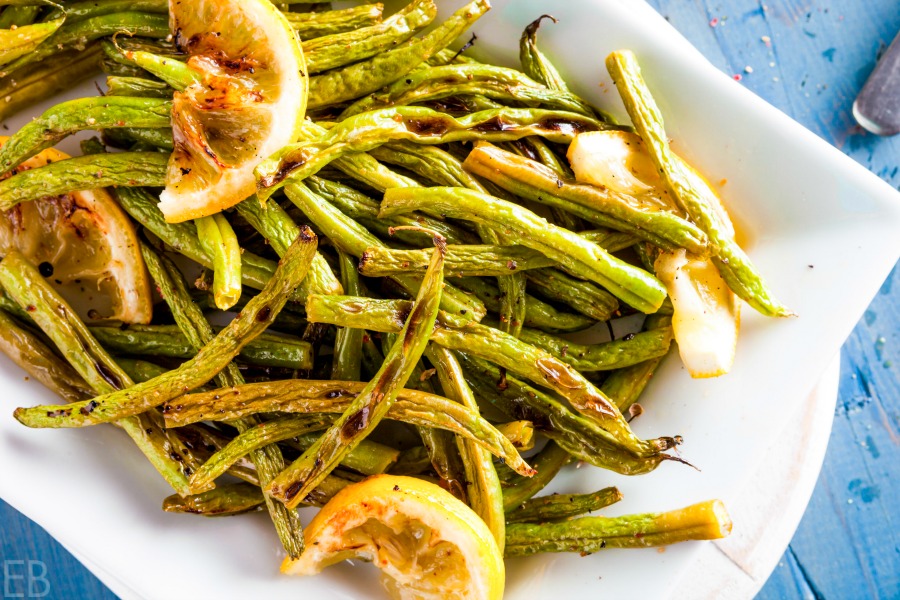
[519,16,571,96]
[257,107,602,197]
[1,12,169,74]
[504,499,732,556]
[606,50,790,317]
[140,242,306,557]
[284,4,384,38]
[115,358,169,383]
[515,136,585,231]
[100,39,197,90]
[0,6,41,29]
[516,326,673,372]
[358,230,639,278]
[306,0,488,109]
[391,138,533,340]
[305,175,479,246]
[525,269,618,322]
[61,0,168,21]
[266,239,445,509]
[113,187,312,304]
[105,76,172,98]
[426,343,505,549]
[0,44,101,121]
[506,488,623,524]
[195,213,242,310]
[162,482,267,517]
[89,325,314,370]
[304,294,676,458]
[0,151,167,211]
[451,276,594,333]
[163,475,353,516]
[380,186,667,313]
[390,444,431,475]
[600,315,672,411]
[191,291,309,334]
[234,195,343,298]
[0,308,92,403]
[460,354,673,476]
[284,179,487,320]
[304,0,436,74]
[187,416,332,490]
[0,251,191,494]
[111,187,245,274]
[331,251,363,381]
[416,424,466,500]
[103,126,173,151]
[502,441,571,511]
[360,332,385,379]
[342,63,595,118]
[463,142,708,254]
[497,272,527,338]
[160,379,534,479]
[0,15,65,68]
[12,229,319,428]
[289,430,400,476]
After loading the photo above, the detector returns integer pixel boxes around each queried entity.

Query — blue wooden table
[2,1,900,598]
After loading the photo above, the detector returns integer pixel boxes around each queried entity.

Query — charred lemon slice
[282,475,504,600]
[0,142,152,323]
[158,0,307,223]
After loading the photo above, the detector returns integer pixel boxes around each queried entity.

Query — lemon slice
[655,249,740,378]
[0,143,152,323]
[567,130,662,196]
[158,0,307,223]
[282,475,504,600]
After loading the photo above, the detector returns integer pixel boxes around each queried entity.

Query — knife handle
[853,31,900,136]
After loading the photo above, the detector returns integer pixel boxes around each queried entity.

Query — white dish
[3,0,900,598]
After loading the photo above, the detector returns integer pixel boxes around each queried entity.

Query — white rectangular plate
[3,0,900,598]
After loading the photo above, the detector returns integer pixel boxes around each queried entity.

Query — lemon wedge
[566,130,662,196]
[655,249,740,378]
[282,474,504,600]
[158,0,307,223]
[0,142,152,324]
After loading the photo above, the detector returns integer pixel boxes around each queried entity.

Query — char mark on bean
[404,117,450,137]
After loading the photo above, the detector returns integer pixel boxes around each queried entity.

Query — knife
[853,30,900,136]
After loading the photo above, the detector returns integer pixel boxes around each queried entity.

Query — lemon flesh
[282,475,504,600]
[0,144,152,324]
[159,0,307,223]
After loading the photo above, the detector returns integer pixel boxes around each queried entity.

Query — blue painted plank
[0,499,117,599]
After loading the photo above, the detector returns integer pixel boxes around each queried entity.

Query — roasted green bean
[306,0,488,108]
[463,142,708,254]
[304,0,436,74]
[0,251,192,494]
[380,186,667,313]
[606,50,790,317]
[0,151,167,211]
[89,324,314,370]
[160,379,534,479]
[284,179,487,320]
[267,239,445,508]
[12,229,318,428]
[505,499,732,555]
[257,106,602,196]
[506,487,623,524]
